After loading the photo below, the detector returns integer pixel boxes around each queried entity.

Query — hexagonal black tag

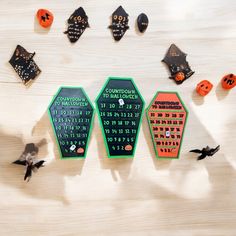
[48,87,94,159]
[96,77,145,158]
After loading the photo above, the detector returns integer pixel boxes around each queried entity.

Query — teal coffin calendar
[96,77,145,158]
[48,87,94,159]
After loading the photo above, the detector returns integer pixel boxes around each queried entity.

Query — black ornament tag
[137,13,149,33]
[109,6,129,41]
[162,44,194,84]
[64,7,89,43]
[9,45,41,85]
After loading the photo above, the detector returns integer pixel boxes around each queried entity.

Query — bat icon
[13,143,45,181]
[190,145,220,160]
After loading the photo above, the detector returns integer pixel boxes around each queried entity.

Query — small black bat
[162,44,194,84]
[137,13,149,33]
[64,7,89,43]
[190,145,220,160]
[9,45,41,85]
[109,6,129,41]
[13,143,45,181]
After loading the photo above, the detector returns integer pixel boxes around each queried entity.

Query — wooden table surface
[0,0,236,235]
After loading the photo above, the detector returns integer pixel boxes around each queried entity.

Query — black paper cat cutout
[64,7,89,43]
[162,44,194,84]
[9,45,41,85]
[109,6,129,41]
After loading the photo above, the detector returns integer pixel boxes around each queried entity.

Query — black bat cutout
[24,160,45,181]
[13,160,27,166]
[190,145,220,160]
[9,45,41,85]
[162,44,194,84]
[13,143,45,181]
[64,7,89,43]
[137,13,149,33]
[109,6,129,41]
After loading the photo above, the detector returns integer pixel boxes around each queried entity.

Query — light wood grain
[0,0,236,235]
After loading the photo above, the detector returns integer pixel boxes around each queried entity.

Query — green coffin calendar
[48,87,94,159]
[96,77,145,158]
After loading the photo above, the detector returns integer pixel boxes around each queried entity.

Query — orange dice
[196,80,213,96]
[221,74,236,90]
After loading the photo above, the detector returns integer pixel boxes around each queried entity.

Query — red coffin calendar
[146,92,188,159]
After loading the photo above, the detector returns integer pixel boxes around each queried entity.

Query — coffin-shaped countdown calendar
[146,92,188,159]
[48,87,94,158]
[96,77,145,158]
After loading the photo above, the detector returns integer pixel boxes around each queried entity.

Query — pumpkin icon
[221,74,236,90]
[36,9,54,28]
[174,72,185,83]
[125,145,133,151]
[196,80,213,96]
[77,147,84,154]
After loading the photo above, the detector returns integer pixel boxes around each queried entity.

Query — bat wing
[13,160,27,166]
[33,160,45,169]
[197,154,207,161]
[24,166,32,181]
[189,149,202,154]
[209,145,220,156]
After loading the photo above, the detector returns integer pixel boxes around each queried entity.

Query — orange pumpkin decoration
[37,9,54,28]
[196,80,213,96]
[175,72,185,83]
[125,145,133,151]
[77,147,84,154]
[221,74,236,90]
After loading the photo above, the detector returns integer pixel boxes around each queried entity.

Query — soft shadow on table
[215,82,230,101]
[140,102,236,200]
[32,111,85,171]
[113,154,235,231]
[94,117,133,181]
[104,106,235,224]
[191,89,205,105]
[32,111,85,168]
[0,112,85,204]
[180,107,236,201]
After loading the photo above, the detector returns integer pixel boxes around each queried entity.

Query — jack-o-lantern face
[37,9,54,28]
[77,147,84,154]
[125,145,133,151]
[196,80,213,96]
[221,74,236,90]
[175,72,185,83]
